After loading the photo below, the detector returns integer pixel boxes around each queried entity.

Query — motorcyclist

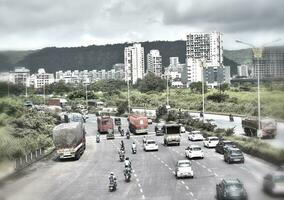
[124,157,132,169]
[143,136,146,144]
[120,140,125,151]
[96,133,100,142]
[118,125,121,132]
[109,172,117,187]
[131,142,137,152]
[120,129,124,136]
[126,129,130,138]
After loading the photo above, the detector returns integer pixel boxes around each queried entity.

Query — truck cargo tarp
[53,122,84,148]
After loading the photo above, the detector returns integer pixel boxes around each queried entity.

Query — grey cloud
[162,0,284,33]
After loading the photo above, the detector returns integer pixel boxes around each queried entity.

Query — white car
[175,160,194,178]
[203,136,219,148]
[180,126,186,133]
[185,145,204,159]
[188,131,204,141]
[144,139,158,151]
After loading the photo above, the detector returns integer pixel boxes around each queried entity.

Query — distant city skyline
[0,0,283,50]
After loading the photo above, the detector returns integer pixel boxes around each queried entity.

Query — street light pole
[200,59,206,123]
[85,84,88,110]
[166,74,169,106]
[236,39,281,138]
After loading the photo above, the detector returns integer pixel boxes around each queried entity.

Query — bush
[207,93,229,103]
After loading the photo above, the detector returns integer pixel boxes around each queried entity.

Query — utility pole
[166,74,169,107]
[85,84,88,110]
[127,71,131,114]
[43,84,46,105]
[201,59,206,123]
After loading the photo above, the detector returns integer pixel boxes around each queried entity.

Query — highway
[190,112,284,149]
[0,115,281,200]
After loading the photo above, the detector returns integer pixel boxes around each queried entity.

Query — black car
[224,147,244,164]
[215,140,237,154]
[216,179,248,200]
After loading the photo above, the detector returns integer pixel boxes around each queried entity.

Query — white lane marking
[181,181,185,184]
[208,169,212,172]
[165,163,168,167]
[196,161,200,164]
[190,192,194,196]
[185,186,189,190]
[201,165,206,169]
[138,183,141,187]
[169,167,172,170]
[140,188,143,193]
[134,174,137,177]
[172,171,176,175]
[161,160,165,164]
[136,178,140,182]
[142,195,145,199]
[157,157,161,160]
[214,173,219,177]
[132,169,135,173]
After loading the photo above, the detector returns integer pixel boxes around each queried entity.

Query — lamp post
[200,59,206,123]
[166,74,169,107]
[236,39,281,138]
[85,84,88,110]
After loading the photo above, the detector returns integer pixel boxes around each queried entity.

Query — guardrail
[15,147,54,171]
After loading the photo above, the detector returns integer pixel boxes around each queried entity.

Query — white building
[237,65,249,77]
[30,68,54,88]
[147,49,162,77]
[114,63,125,80]
[169,57,179,66]
[11,67,30,86]
[124,43,145,84]
[186,32,226,86]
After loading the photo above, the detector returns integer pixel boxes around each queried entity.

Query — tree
[116,101,128,115]
[219,83,230,92]
[135,72,166,93]
[189,82,208,94]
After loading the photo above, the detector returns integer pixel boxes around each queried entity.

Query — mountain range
[0,40,253,76]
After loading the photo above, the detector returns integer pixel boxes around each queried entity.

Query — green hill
[0,41,245,76]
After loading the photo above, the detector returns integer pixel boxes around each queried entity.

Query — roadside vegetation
[0,97,58,162]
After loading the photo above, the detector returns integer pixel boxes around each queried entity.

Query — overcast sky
[0,0,283,50]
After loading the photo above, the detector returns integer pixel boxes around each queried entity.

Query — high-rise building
[252,46,284,79]
[147,49,162,77]
[186,32,225,86]
[237,65,249,77]
[124,43,145,84]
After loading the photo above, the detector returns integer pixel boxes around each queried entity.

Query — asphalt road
[0,115,282,200]
[190,112,284,149]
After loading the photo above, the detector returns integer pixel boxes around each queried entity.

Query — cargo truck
[128,114,148,134]
[53,122,86,160]
[241,117,277,138]
[97,116,114,134]
[163,123,181,146]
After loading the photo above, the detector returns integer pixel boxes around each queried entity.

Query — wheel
[75,152,81,160]
[228,159,231,164]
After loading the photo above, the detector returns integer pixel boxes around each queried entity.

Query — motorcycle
[132,146,137,154]
[229,115,234,122]
[109,179,117,192]
[120,130,124,136]
[119,151,125,162]
[124,168,132,182]
[126,132,130,139]
[96,135,100,143]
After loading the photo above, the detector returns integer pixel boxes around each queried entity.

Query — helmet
[133,142,135,144]
[110,172,114,175]
[126,157,129,160]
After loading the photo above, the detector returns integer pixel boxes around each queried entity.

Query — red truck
[97,116,114,134]
[128,114,148,134]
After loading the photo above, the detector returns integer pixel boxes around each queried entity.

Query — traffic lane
[0,136,144,200]
[121,137,195,200]
[179,138,277,200]
[0,135,102,200]
[146,135,218,200]
[151,133,276,200]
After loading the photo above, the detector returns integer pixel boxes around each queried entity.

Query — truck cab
[163,124,181,146]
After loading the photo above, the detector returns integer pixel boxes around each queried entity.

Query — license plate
[234,159,240,161]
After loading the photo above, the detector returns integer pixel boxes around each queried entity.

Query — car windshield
[274,175,284,183]
[192,147,201,151]
[226,183,242,191]
[167,126,180,134]
[210,138,218,141]
[231,150,242,155]
[147,141,156,144]
[179,162,190,167]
